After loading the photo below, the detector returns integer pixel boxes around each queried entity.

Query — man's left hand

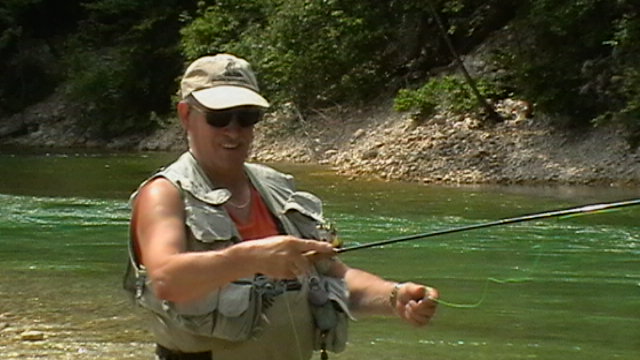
[394,283,439,326]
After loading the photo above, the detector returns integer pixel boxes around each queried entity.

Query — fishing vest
[123,152,352,359]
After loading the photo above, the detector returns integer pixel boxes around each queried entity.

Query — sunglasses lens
[205,112,233,127]
[203,109,263,128]
[237,109,263,127]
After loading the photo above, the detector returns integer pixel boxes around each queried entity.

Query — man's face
[186,105,261,172]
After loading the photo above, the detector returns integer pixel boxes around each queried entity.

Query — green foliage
[493,0,637,130]
[259,0,391,108]
[2,0,640,146]
[180,0,409,109]
[393,75,503,119]
[606,5,640,146]
[179,0,271,59]
[1,40,60,114]
[616,69,640,147]
[63,0,187,138]
[0,0,82,114]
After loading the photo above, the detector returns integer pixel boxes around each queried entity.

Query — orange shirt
[230,187,280,241]
[135,186,280,265]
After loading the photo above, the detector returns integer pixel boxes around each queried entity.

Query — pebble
[20,330,45,341]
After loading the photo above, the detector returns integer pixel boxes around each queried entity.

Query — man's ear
[177,101,190,129]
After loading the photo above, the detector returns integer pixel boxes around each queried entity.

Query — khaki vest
[123,152,350,359]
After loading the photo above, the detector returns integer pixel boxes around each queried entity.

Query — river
[0,149,638,359]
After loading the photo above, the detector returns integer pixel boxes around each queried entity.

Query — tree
[63,0,191,138]
[0,0,84,115]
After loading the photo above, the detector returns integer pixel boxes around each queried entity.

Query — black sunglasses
[192,106,264,128]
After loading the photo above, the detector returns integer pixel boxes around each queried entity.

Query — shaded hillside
[2,1,638,141]
[1,1,639,187]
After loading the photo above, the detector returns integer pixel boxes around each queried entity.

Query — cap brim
[191,86,270,110]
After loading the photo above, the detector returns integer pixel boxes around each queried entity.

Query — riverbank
[249,99,640,186]
[141,98,640,186]
[1,94,639,186]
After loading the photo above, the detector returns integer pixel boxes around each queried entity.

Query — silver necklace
[227,191,252,209]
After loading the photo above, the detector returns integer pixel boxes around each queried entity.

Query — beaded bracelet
[389,283,403,311]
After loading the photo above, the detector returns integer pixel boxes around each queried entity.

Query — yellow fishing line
[432,207,626,308]
[433,246,543,309]
[433,277,535,308]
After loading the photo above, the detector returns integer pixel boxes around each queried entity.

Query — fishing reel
[316,222,343,249]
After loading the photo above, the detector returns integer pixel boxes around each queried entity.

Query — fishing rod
[336,198,640,254]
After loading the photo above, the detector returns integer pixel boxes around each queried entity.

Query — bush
[0,0,83,115]
[393,75,504,120]
[180,1,417,110]
[493,0,636,129]
[62,0,186,138]
[603,7,640,146]
[0,40,59,114]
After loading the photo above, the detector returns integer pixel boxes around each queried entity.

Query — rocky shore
[1,93,639,187]
[0,311,151,360]
[250,99,640,187]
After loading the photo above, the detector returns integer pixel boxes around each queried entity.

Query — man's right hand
[230,236,336,279]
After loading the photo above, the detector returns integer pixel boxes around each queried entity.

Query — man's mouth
[222,142,241,149]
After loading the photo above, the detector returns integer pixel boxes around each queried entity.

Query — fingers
[287,238,336,275]
[299,238,337,255]
[399,284,438,327]
[425,286,439,301]
[400,300,436,326]
[408,296,437,324]
[248,236,334,279]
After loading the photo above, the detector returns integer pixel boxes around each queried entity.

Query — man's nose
[222,115,243,132]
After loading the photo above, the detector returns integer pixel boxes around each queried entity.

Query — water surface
[0,150,638,359]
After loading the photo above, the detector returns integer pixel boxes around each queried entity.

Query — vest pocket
[185,200,235,244]
[308,276,353,354]
[283,191,330,241]
[210,282,264,341]
[150,280,264,342]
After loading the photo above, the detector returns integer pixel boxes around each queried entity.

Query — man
[124,53,438,360]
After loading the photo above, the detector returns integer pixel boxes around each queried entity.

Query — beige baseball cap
[180,54,270,110]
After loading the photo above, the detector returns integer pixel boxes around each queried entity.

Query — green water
[1,150,639,359]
